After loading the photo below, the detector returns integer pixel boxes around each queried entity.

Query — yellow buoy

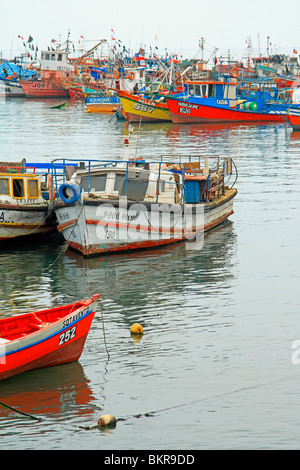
[130,323,144,334]
[97,414,117,427]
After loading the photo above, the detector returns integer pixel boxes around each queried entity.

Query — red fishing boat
[166,76,291,124]
[0,295,99,381]
[286,106,300,130]
[20,50,74,98]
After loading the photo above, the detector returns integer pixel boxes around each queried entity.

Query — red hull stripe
[67,210,233,255]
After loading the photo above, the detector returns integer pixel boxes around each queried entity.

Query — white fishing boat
[0,79,24,97]
[0,160,57,243]
[53,153,237,256]
[0,81,11,98]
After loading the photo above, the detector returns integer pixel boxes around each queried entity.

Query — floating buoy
[97,414,117,427]
[130,323,144,334]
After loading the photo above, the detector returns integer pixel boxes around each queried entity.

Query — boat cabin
[40,50,75,80]
[73,161,180,204]
[185,79,238,100]
[59,156,234,206]
[0,163,45,204]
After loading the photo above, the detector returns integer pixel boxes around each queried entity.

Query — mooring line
[0,400,41,421]
[79,377,283,430]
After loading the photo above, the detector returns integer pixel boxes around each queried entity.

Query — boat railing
[0,164,35,174]
[48,155,236,203]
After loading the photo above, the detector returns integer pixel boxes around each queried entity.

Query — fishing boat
[166,74,292,124]
[0,79,25,97]
[0,81,12,98]
[118,89,171,122]
[0,61,36,97]
[0,295,99,381]
[286,106,300,130]
[20,50,73,98]
[0,160,56,243]
[85,90,121,113]
[52,153,237,256]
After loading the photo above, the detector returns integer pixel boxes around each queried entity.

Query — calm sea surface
[0,98,300,450]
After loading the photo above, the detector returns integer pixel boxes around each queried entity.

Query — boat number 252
[59,326,77,346]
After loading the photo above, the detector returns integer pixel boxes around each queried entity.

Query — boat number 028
[179,107,191,114]
[59,326,77,346]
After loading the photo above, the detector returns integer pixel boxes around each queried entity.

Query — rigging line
[99,297,110,359]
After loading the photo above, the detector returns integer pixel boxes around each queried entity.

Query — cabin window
[27,179,39,198]
[44,53,50,60]
[0,178,9,195]
[188,85,194,95]
[51,54,56,60]
[159,180,166,193]
[201,84,208,96]
[195,85,200,95]
[12,178,24,198]
[81,174,107,192]
[57,54,63,61]
[114,174,125,192]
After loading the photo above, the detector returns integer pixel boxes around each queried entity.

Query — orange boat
[0,295,99,381]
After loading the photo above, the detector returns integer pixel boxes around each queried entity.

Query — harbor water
[1,98,300,450]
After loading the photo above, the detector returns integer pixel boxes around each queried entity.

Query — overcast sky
[0,0,299,61]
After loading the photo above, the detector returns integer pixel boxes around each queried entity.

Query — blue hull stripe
[0,309,93,358]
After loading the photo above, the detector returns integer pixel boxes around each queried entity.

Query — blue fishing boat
[0,61,37,97]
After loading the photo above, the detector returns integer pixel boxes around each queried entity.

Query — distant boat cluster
[1,35,300,129]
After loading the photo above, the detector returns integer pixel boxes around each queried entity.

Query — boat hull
[119,90,171,122]
[20,80,70,98]
[85,95,121,113]
[54,189,237,256]
[166,97,286,123]
[0,203,56,241]
[0,297,98,381]
[0,79,24,97]
[287,107,300,130]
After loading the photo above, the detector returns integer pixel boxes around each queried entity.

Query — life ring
[29,62,34,70]
[128,71,135,80]
[113,70,120,79]
[47,174,56,201]
[230,67,239,78]
[58,182,82,204]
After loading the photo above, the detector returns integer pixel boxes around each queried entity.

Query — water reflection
[0,362,95,418]
[0,220,237,327]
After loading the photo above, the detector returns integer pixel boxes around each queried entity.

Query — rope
[79,378,283,430]
[0,400,41,421]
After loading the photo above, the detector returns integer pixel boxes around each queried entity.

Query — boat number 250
[59,326,77,346]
